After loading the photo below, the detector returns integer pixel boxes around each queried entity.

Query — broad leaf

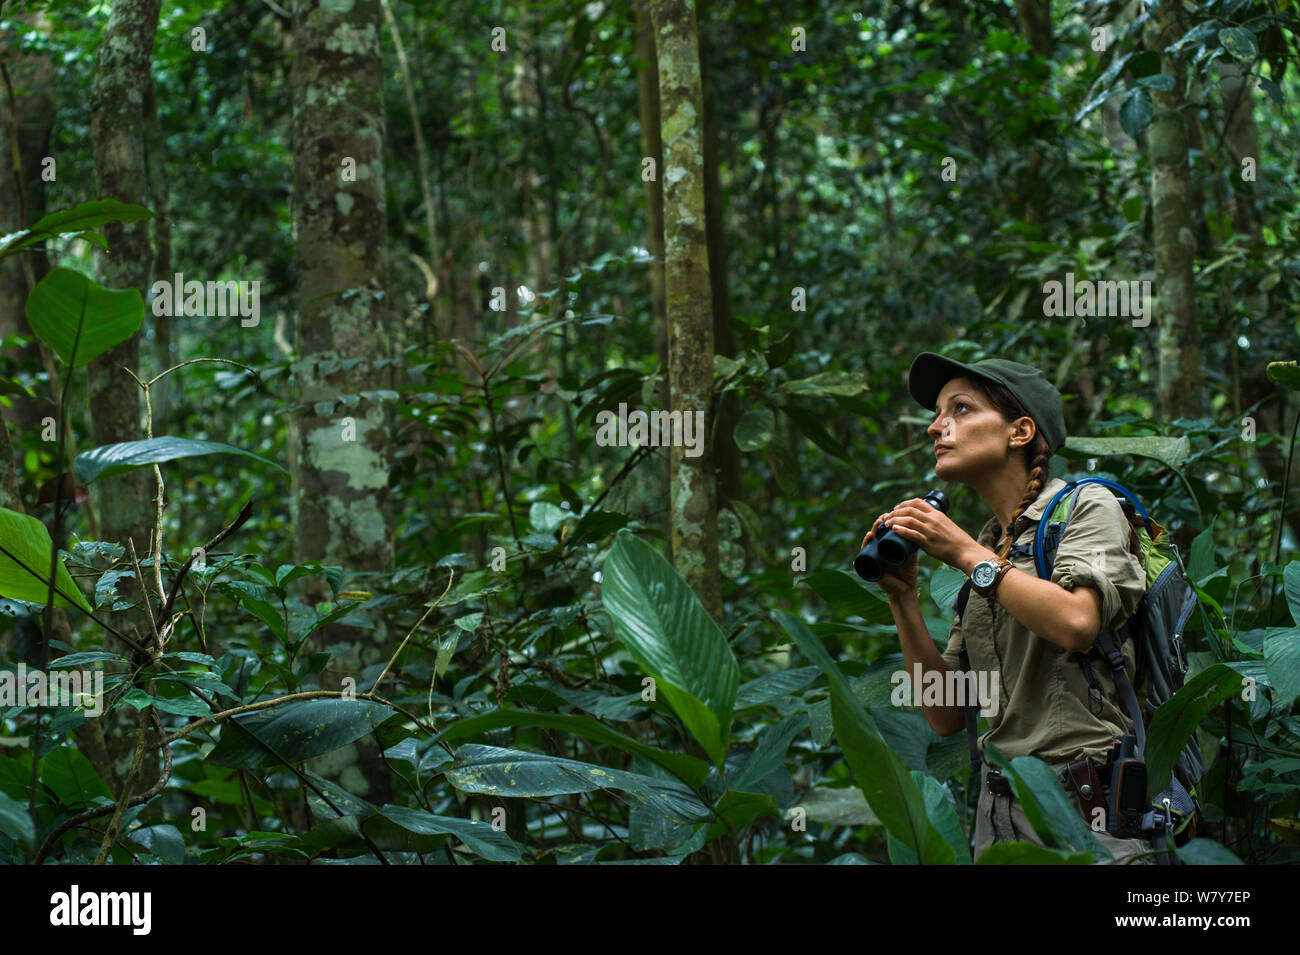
[0,199,154,259]
[1263,627,1300,709]
[804,568,894,624]
[1063,434,1190,470]
[206,699,395,768]
[731,714,806,792]
[431,708,710,788]
[1145,663,1245,796]
[0,790,34,846]
[379,804,521,862]
[24,267,143,367]
[887,771,971,864]
[1175,838,1243,864]
[77,436,287,484]
[986,747,1110,860]
[601,530,738,765]
[734,408,775,451]
[0,507,93,613]
[444,744,711,825]
[975,842,1092,864]
[777,610,954,863]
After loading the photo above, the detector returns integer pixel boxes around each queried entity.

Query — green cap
[907,352,1066,454]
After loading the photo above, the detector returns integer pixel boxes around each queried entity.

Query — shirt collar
[976,476,1071,547]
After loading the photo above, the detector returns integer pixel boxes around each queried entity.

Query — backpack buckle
[986,769,1012,797]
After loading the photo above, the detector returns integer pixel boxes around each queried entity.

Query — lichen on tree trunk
[648,0,720,621]
[290,0,396,803]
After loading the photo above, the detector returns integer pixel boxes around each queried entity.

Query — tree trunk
[291,0,394,614]
[1013,0,1053,58]
[648,0,719,620]
[0,10,54,447]
[88,0,163,796]
[291,0,395,804]
[635,0,671,562]
[1143,7,1201,421]
[143,75,173,431]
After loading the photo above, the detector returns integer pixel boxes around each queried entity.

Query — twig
[368,567,453,694]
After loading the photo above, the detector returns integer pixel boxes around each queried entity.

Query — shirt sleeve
[1048,485,1147,636]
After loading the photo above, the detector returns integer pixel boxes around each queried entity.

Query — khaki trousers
[973,761,1156,865]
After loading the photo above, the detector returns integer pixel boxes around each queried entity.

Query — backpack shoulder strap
[954,581,981,780]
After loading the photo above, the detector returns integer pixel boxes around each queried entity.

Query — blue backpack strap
[1032,477,1154,579]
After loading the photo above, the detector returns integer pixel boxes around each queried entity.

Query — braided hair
[967,376,1054,561]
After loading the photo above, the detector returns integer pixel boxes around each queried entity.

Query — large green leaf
[803,568,894,624]
[444,744,711,825]
[1263,627,1300,709]
[781,371,870,397]
[1145,663,1245,797]
[1175,838,1243,865]
[1285,560,1300,622]
[206,699,395,768]
[731,714,806,792]
[76,436,288,484]
[0,507,93,613]
[0,790,34,846]
[887,770,972,864]
[379,804,521,862]
[1062,434,1190,470]
[431,708,710,788]
[986,747,1110,861]
[777,610,954,863]
[1266,361,1300,391]
[734,408,775,451]
[734,666,820,709]
[40,746,111,808]
[0,199,155,259]
[975,842,1092,864]
[24,267,143,367]
[601,530,738,765]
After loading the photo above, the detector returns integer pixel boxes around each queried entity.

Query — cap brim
[908,352,976,412]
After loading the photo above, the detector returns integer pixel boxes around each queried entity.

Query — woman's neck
[969,461,1033,536]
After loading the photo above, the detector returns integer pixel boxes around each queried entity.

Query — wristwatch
[970,555,1012,598]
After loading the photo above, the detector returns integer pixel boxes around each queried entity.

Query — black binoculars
[853,489,949,582]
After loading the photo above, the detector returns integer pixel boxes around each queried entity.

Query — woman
[858,352,1152,864]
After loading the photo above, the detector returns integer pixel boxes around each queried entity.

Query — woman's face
[926,376,1031,479]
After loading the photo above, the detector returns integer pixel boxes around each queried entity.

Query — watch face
[973,562,995,587]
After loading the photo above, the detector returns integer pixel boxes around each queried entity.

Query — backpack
[953,477,1202,862]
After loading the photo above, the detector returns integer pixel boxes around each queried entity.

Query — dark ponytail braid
[967,377,1055,560]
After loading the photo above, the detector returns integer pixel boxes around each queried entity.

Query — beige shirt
[941,476,1148,764]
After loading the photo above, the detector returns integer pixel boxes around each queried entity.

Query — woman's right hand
[859,511,919,598]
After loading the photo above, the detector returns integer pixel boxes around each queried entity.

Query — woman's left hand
[881,499,978,570]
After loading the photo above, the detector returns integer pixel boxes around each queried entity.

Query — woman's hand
[859,510,919,597]
[878,498,979,571]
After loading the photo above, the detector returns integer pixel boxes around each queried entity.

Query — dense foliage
[0,0,1298,864]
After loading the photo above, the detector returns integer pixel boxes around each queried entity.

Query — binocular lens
[852,490,950,583]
